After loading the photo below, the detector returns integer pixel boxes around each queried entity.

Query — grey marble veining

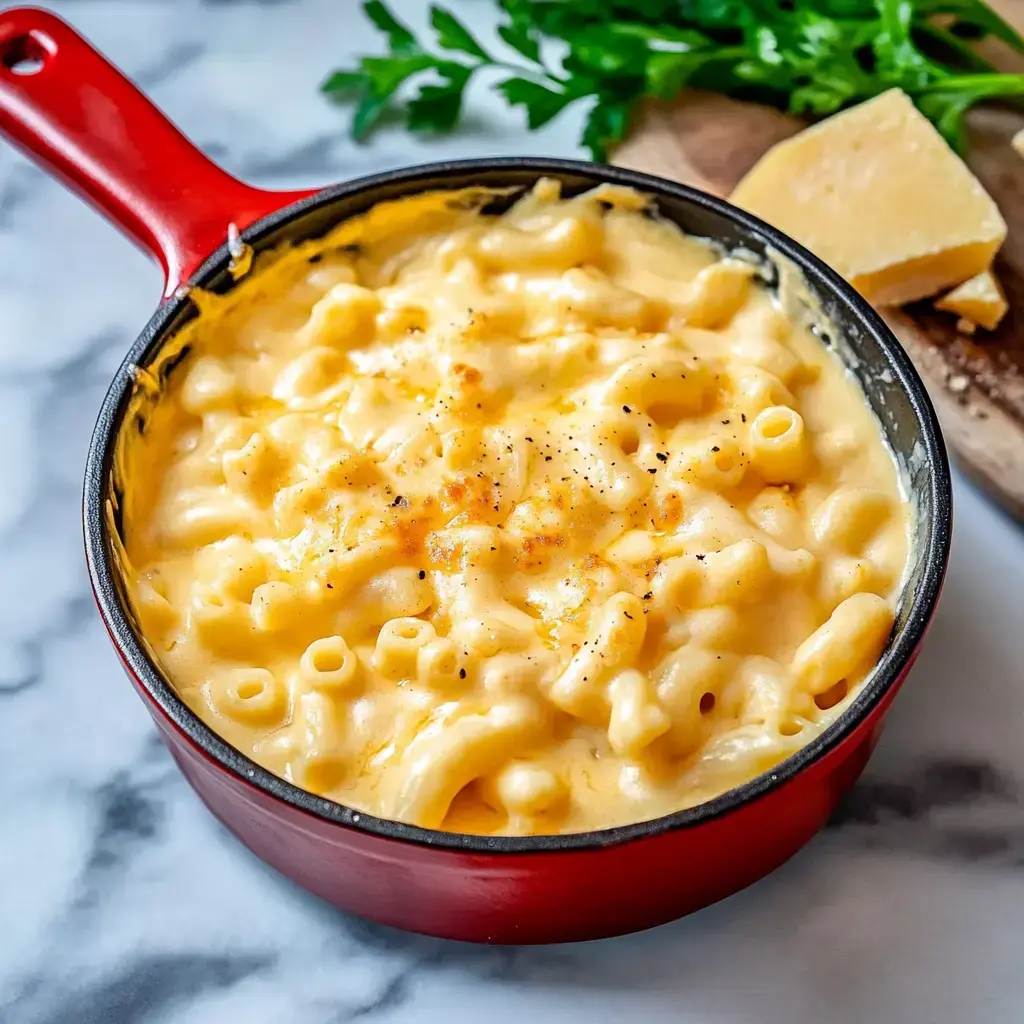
[2,2,1024,1022]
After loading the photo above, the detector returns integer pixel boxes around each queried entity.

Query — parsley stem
[920,72,1024,96]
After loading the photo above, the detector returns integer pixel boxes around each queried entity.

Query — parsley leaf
[498,0,542,63]
[581,97,634,161]
[321,70,366,95]
[363,0,418,54]
[430,6,492,61]
[496,77,573,128]
[408,63,474,131]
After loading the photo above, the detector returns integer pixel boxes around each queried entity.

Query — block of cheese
[731,89,1006,306]
[935,269,1008,331]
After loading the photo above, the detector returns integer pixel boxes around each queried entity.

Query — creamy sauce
[118,181,909,835]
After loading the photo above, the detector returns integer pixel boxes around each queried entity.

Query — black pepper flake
[696,554,706,561]
[326,583,334,589]
[643,591,653,600]
[711,446,720,452]
[418,570,426,580]
[545,456,553,461]
[392,495,408,507]
[623,405,631,414]
[526,437,533,442]
[647,468,657,474]
[623,612,634,620]
[722,419,730,425]
[655,452,668,463]
[459,668,467,679]
[741,413,747,422]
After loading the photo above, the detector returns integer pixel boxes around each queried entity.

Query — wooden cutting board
[614,1,1024,521]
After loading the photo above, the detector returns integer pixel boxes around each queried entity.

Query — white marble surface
[2,2,1024,1021]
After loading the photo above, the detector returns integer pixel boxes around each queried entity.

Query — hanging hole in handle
[1,31,55,76]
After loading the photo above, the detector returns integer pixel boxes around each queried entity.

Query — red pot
[0,8,952,943]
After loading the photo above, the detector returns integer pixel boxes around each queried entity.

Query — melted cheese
[120,181,910,835]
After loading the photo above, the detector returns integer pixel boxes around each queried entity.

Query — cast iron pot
[0,8,952,943]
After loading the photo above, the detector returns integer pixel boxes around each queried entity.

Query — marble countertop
[2,2,1024,1021]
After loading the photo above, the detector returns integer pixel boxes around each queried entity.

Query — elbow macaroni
[121,181,910,836]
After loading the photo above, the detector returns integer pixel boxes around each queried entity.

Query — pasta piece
[450,616,526,658]
[180,356,237,414]
[700,539,773,605]
[747,487,805,548]
[671,437,747,490]
[540,267,667,333]
[480,651,555,696]
[749,406,808,484]
[730,366,794,417]
[189,583,255,653]
[791,593,894,695]
[416,637,464,690]
[290,691,348,794]
[162,488,256,547]
[272,347,345,404]
[132,578,178,639]
[599,355,712,425]
[683,606,743,650]
[204,667,287,726]
[298,282,380,349]
[476,214,604,271]
[194,537,267,600]
[549,592,646,718]
[372,617,437,680]
[739,656,793,727]
[221,430,280,501]
[656,646,732,754]
[387,699,542,828]
[345,568,433,633]
[300,636,359,692]
[680,261,753,329]
[250,581,304,633]
[489,761,566,818]
[822,556,889,607]
[607,669,672,757]
[812,488,893,554]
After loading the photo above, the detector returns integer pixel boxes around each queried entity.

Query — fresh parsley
[322,0,1024,160]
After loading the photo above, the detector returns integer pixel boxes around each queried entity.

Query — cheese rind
[935,270,1008,331]
[731,89,1006,306]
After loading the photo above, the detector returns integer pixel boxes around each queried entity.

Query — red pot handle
[0,8,318,296]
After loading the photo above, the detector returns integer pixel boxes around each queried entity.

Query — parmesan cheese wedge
[935,269,1008,332]
[731,89,1006,306]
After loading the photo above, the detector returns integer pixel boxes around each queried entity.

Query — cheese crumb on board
[730,89,1006,307]
[1013,128,1024,159]
[935,270,1008,332]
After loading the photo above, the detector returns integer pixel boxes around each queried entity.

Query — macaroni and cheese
[120,180,910,835]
